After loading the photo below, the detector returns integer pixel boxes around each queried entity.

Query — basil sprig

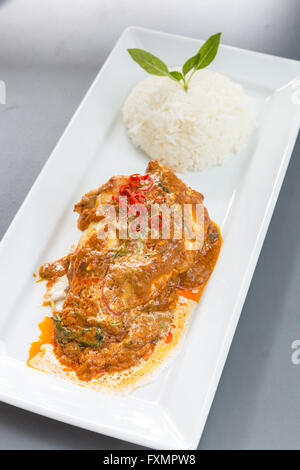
[127,32,221,91]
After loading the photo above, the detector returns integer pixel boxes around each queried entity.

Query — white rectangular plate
[0,27,300,450]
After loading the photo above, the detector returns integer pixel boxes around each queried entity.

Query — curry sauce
[29,161,221,381]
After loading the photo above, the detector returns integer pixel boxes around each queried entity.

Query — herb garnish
[110,320,122,327]
[52,314,103,347]
[113,241,130,260]
[159,181,169,193]
[145,253,157,258]
[128,32,221,92]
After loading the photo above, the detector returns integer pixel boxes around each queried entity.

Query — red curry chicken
[32,160,221,382]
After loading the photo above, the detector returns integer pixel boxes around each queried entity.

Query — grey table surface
[0,0,300,450]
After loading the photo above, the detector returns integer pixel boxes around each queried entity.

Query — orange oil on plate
[27,316,54,363]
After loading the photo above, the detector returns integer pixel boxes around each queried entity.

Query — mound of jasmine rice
[122,69,254,172]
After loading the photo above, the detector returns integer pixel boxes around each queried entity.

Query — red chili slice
[140,174,154,192]
[134,190,147,203]
[118,184,139,205]
[129,173,141,187]
[101,277,121,316]
[125,188,140,204]
[152,189,166,203]
[112,194,119,205]
[119,184,130,195]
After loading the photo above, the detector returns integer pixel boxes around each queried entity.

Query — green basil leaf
[127,32,222,92]
[127,48,170,76]
[159,181,170,193]
[169,70,184,82]
[182,53,200,76]
[195,32,221,70]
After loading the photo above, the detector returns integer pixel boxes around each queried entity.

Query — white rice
[122,69,254,172]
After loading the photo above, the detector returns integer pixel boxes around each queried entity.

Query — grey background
[0,0,299,450]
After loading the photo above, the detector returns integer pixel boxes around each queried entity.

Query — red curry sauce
[29,161,222,380]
